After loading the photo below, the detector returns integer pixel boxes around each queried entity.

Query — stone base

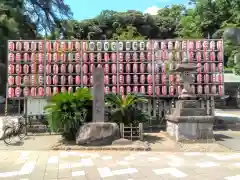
[167,120,214,142]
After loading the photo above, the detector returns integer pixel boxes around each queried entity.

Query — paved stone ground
[0,150,240,180]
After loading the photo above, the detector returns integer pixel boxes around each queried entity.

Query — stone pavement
[0,151,240,180]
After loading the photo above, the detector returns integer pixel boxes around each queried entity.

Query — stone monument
[166,63,215,142]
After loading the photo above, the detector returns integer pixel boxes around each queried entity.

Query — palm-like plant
[105,93,149,125]
[44,88,92,140]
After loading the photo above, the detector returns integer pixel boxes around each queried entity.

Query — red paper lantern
[196,41,202,50]
[8,76,14,86]
[119,53,124,62]
[97,53,102,63]
[53,87,59,94]
[60,42,66,52]
[8,53,14,63]
[133,86,138,93]
[112,86,117,94]
[147,75,152,84]
[104,75,109,85]
[217,73,223,83]
[175,74,181,84]
[15,64,22,74]
[133,63,138,73]
[112,75,117,85]
[119,75,124,84]
[155,86,160,96]
[204,74,209,83]
[31,87,37,96]
[140,86,145,94]
[119,64,124,73]
[67,87,72,94]
[46,87,51,96]
[203,40,208,50]
[218,85,223,96]
[46,53,51,63]
[38,64,43,74]
[196,52,201,62]
[126,86,131,94]
[8,87,14,97]
[53,41,59,52]
[23,64,29,74]
[162,63,166,73]
[125,64,131,73]
[210,41,215,51]
[155,74,160,84]
[218,63,223,72]
[97,64,102,68]
[75,75,81,85]
[197,63,201,73]
[15,53,21,63]
[61,87,66,93]
[104,53,109,62]
[8,64,14,74]
[83,75,88,85]
[211,63,216,72]
[148,86,152,95]
[147,52,152,61]
[203,52,209,61]
[111,53,117,62]
[60,75,66,85]
[68,41,73,51]
[90,64,94,73]
[53,64,59,74]
[23,87,30,97]
[8,41,15,51]
[210,52,215,62]
[105,86,110,94]
[182,41,187,50]
[147,63,152,73]
[31,41,37,51]
[104,64,109,74]
[53,53,58,63]
[140,52,145,61]
[169,85,174,96]
[45,41,51,52]
[197,74,202,83]
[46,64,51,74]
[53,75,58,85]
[46,76,51,85]
[120,86,124,95]
[161,74,166,85]
[75,41,81,51]
[111,64,117,74]
[15,76,21,86]
[211,85,217,94]
[217,52,223,62]
[38,87,44,96]
[83,64,88,74]
[189,52,194,63]
[133,52,138,61]
[217,40,222,51]
[60,64,66,73]
[140,75,145,84]
[169,74,174,85]
[133,75,138,84]
[68,75,73,85]
[162,86,167,95]
[75,64,81,74]
[197,85,203,94]
[126,75,131,84]
[204,63,209,73]
[125,53,130,62]
[68,53,73,62]
[204,85,210,94]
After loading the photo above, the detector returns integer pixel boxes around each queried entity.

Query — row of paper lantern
[8,51,223,63]
[8,84,224,98]
[8,63,223,75]
[8,40,223,52]
[8,73,224,87]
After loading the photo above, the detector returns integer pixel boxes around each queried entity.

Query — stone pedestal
[166,100,215,142]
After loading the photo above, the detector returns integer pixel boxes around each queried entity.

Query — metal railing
[119,123,143,141]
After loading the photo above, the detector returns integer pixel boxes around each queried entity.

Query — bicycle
[3,118,27,145]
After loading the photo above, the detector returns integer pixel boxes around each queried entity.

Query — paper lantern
[120,86,124,95]
[75,41,81,51]
[217,40,222,51]
[174,41,180,49]
[46,87,51,96]
[140,75,145,84]
[90,75,93,85]
[111,64,117,74]
[161,74,166,85]
[119,75,124,84]
[68,87,72,94]
[75,75,81,85]
[111,53,117,62]
[53,75,58,85]
[148,86,152,95]
[197,63,201,73]
[75,64,80,74]
[82,64,88,74]
[31,41,37,51]
[83,75,88,85]
[61,87,66,93]
[211,74,216,83]
[105,86,110,94]
[23,87,30,97]
[133,63,138,73]
[197,74,202,83]
[126,64,131,73]
[112,86,117,94]
[90,64,94,73]
[15,76,21,86]
[68,42,73,51]
[126,86,131,94]
[104,53,109,62]
[53,64,59,74]
[168,41,173,49]
[147,63,152,73]
[218,52,223,61]
[46,53,51,63]
[169,85,174,96]
[23,64,29,74]
[38,76,44,85]
[191,85,195,94]
[196,41,202,50]
[125,53,130,62]
[53,53,58,63]
[8,53,14,63]
[210,52,215,62]
[46,76,51,85]
[196,52,201,62]
[177,85,182,94]
[31,87,37,96]
[8,87,14,97]
[211,85,217,94]
[104,64,109,74]
[60,42,66,52]
[53,41,59,52]
[46,64,51,74]
[8,64,14,74]
[155,74,160,84]
[147,52,152,61]
[53,87,59,94]
[197,85,203,94]
[104,75,109,85]
[45,41,51,52]
[38,87,44,96]
[169,74,174,85]
[112,75,117,85]
[162,86,167,95]
[189,52,194,63]
[140,52,145,61]
[60,64,66,73]
[126,75,131,84]
[218,63,223,72]
[119,64,124,73]
[217,73,223,83]
[204,63,209,73]
[175,74,181,84]
[211,63,216,72]
[15,53,21,63]
[218,85,223,96]
[97,64,102,68]
[38,64,43,74]
[133,75,138,84]
[210,41,215,51]
[204,74,209,83]
[60,75,66,85]
[188,41,194,51]
[133,86,138,93]
[68,53,73,62]
[15,64,22,74]
[155,86,160,96]
[204,85,210,94]
[8,41,15,51]
[140,86,145,94]
[119,53,124,62]
[203,40,208,50]
[133,52,138,61]
[162,63,166,73]
[8,76,14,86]
[68,75,73,85]
[147,75,152,84]
[97,53,102,63]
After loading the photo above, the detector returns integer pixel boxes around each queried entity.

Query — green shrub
[44,88,92,140]
[105,93,149,126]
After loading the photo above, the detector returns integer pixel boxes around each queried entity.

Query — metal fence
[120,123,143,141]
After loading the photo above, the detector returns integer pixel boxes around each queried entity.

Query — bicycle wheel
[18,123,26,140]
[3,127,14,145]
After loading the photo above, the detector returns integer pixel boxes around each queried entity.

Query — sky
[65,0,189,20]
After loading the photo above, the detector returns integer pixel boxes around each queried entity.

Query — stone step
[171,108,207,116]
